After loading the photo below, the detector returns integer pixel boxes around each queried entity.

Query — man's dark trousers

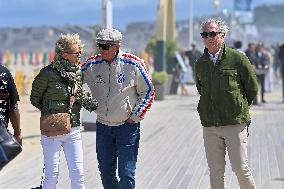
[257,74,265,102]
[96,121,140,189]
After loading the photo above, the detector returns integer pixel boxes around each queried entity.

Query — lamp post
[189,0,193,49]
[101,0,112,28]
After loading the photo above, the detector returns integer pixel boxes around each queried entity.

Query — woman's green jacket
[30,64,83,127]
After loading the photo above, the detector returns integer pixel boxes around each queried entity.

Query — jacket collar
[203,43,227,64]
[107,50,125,64]
[116,50,124,60]
[103,50,125,64]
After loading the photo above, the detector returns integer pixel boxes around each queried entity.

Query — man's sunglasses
[97,43,116,50]
[200,31,222,38]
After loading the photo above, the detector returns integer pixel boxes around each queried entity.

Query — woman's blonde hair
[54,33,84,61]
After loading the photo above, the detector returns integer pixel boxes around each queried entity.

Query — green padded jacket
[30,63,83,128]
[195,44,258,127]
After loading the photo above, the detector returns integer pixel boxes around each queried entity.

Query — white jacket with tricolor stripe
[81,51,155,126]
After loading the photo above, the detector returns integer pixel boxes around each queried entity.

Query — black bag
[0,119,22,169]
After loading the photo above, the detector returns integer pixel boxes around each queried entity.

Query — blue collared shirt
[208,48,221,64]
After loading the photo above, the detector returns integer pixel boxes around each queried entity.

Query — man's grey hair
[200,18,229,34]
[54,33,84,61]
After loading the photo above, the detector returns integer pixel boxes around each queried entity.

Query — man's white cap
[96,28,122,44]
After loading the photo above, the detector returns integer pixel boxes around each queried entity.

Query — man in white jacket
[82,28,155,189]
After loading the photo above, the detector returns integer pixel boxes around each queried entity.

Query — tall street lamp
[189,0,193,49]
[101,0,113,28]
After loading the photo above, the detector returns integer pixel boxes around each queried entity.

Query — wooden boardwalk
[0,84,284,189]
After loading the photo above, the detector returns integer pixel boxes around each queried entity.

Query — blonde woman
[30,33,98,189]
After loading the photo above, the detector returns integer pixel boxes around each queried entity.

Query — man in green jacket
[195,18,258,189]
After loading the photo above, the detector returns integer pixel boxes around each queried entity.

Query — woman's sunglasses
[66,51,82,57]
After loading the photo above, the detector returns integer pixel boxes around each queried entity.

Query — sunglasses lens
[201,31,221,38]
[200,32,207,38]
[76,51,81,56]
[97,44,116,50]
[209,32,216,37]
[98,44,108,50]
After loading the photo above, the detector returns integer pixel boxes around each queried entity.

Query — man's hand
[83,97,99,112]
[125,118,135,123]
[10,103,21,145]
[14,134,22,146]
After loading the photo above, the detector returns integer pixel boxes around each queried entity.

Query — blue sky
[0,0,282,30]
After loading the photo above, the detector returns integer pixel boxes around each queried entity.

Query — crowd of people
[234,40,284,104]
[1,17,284,189]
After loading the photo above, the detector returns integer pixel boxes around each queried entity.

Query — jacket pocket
[221,91,243,119]
[219,69,238,91]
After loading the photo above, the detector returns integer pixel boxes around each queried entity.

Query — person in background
[178,49,190,96]
[234,40,245,55]
[185,42,202,82]
[245,43,257,65]
[263,45,273,93]
[195,18,258,189]
[168,58,180,95]
[82,28,155,189]
[272,43,282,81]
[278,42,284,102]
[255,43,270,103]
[245,43,258,105]
[30,33,98,189]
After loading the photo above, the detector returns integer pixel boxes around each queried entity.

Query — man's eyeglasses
[97,43,116,50]
[200,31,222,38]
[66,51,82,57]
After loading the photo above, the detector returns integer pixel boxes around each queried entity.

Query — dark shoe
[262,99,267,103]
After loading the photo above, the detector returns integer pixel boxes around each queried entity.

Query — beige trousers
[203,124,255,189]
